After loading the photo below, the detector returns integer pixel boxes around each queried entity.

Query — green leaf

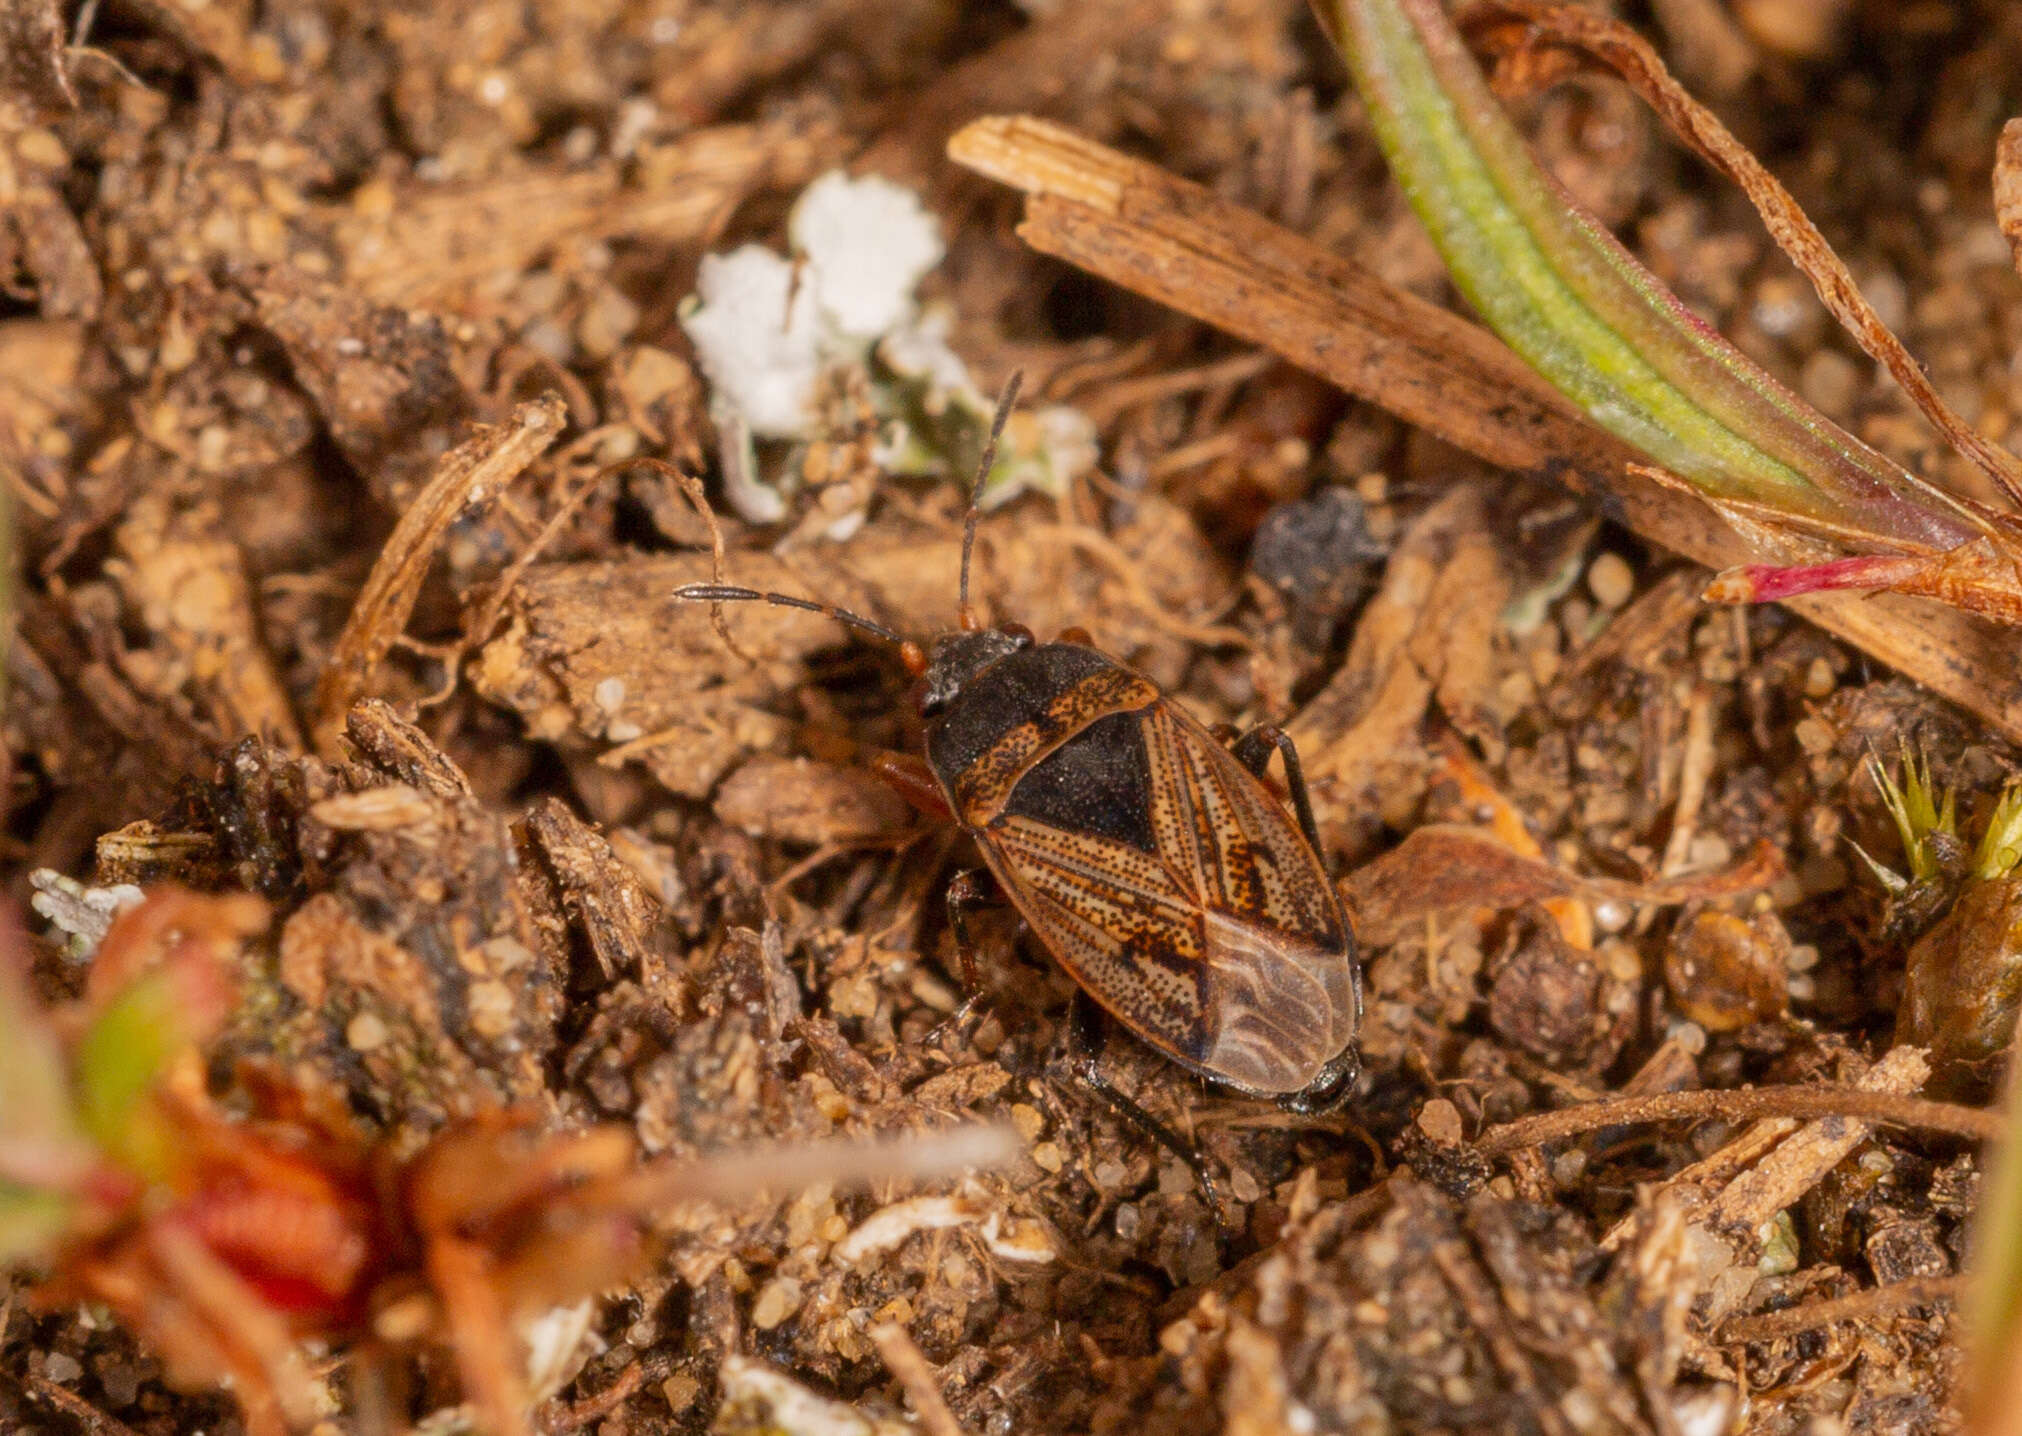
[0,1182,72,1268]
[72,967,201,1180]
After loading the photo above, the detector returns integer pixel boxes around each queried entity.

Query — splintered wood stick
[949,115,2022,742]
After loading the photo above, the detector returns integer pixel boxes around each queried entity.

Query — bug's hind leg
[1059,994,1231,1232]
[1228,722,1324,854]
[925,869,1001,1050]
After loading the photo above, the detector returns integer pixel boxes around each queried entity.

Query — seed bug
[676,377,1363,1198]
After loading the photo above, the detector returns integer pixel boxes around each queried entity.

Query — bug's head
[916,624,1031,719]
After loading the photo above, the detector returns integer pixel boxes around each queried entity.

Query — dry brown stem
[949,115,2022,742]
[871,1323,974,1436]
[1717,1276,1962,1344]
[1476,1084,2001,1154]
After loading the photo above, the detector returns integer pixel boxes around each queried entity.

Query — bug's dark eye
[1001,623,1034,648]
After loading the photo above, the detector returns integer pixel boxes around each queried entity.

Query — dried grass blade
[1469,0,2022,511]
[1309,0,1989,553]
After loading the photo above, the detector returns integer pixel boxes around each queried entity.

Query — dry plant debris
[5,2,2022,1434]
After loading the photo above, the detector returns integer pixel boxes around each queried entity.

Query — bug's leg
[1061,994,1231,1232]
[1229,723,1323,854]
[867,750,954,821]
[926,869,1000,1048]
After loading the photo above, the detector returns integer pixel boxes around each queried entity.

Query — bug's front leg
[1059,994,1231,1233]
[867,750,954,821]
[943,869,999,996]
[1226,722,1324,854]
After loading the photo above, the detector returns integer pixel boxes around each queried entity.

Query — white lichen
[789,170,945,342]
[679,245,822,440]
[679,169,1097,525]
[28,871,145,961]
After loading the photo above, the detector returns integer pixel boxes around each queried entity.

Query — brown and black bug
[675,379,1362,1198]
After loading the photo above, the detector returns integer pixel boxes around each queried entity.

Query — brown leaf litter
[4,2,2022,1434]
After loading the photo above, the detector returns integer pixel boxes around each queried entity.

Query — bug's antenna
[672,584,908,647]
[958,371,1023,632]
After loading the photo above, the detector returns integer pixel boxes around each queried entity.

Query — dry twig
[1476,1084,2002,1154]
[871,1323,973,1436]
[1718,1277,1962,1344]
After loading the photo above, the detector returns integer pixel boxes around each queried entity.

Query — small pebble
[346,1011,389,1052]
[1587,552,1634,610]
[1750,274,1815,339]
[43,1353,82,1385]
[465,980,516,1040]
[1799,350,1861,417]
[1794,717,1835,754]
[1857,265,1909,332]
[1009,1103,1045,1143]
[1416,1097,1463,1146]
[662,1374,702,1413]
[96,1359,141,1407]
[750,1277,802,1330]
[15,128,69,169]
[578,285,642,361]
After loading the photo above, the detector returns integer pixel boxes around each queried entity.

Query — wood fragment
[948,115,2022,742]
[1696,1046,1930,1247]
[1655,688,1715,879]
[310,394,566,756]
[328,123,838,308]
[20,1373,145,1436]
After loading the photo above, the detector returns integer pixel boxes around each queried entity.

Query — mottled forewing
[1139,705,1343,945]
[986,815,1214,1069]
[981,705,1354,1091]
